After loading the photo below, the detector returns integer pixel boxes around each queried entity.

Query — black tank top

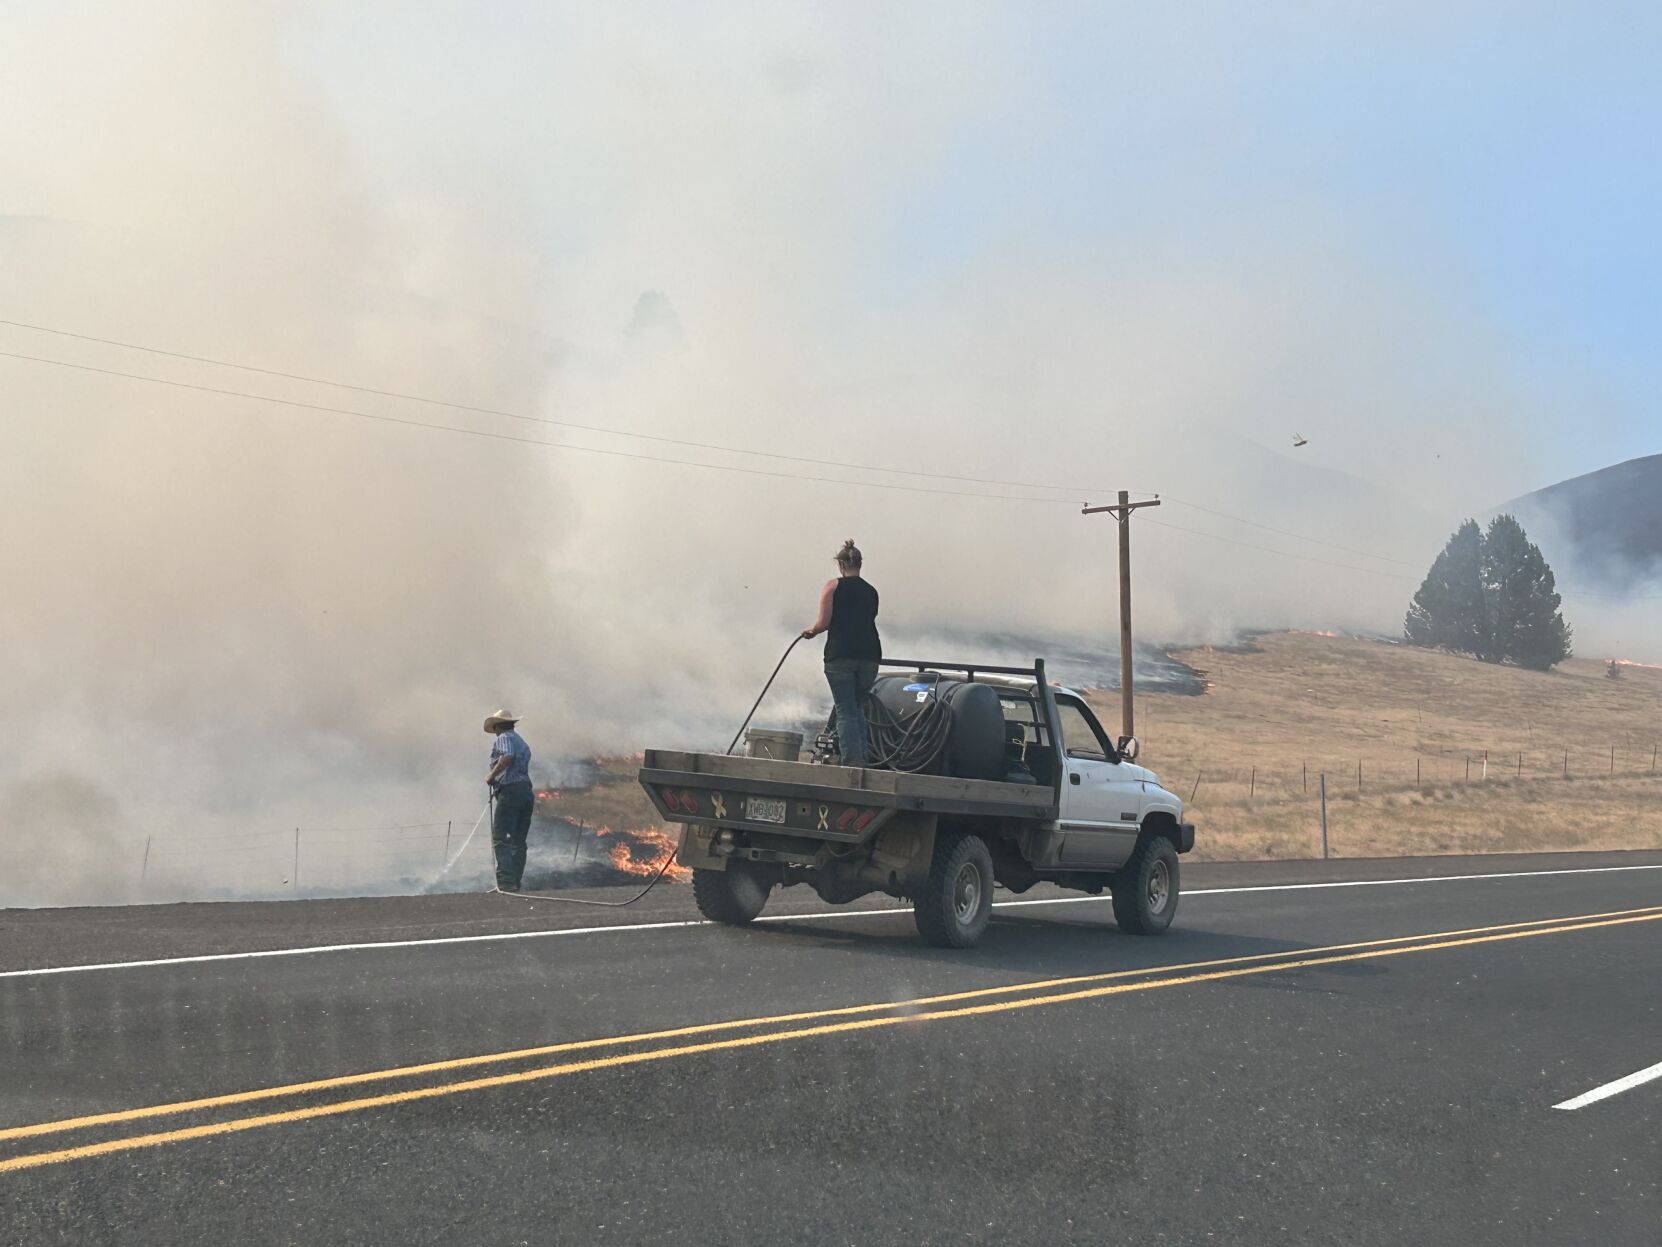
[825,576,881,662]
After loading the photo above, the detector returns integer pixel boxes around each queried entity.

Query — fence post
[1416,757,1421,786]
[1303,761,1308,794]
[442,820,453,869]
[1482,749,1488,781]
[1563,751,1569,778]
[1357,759,1362,792]
[293,828,300,891]
[1250,766,1256,798]
[1189,772,1202,803]
[1465,756,1471,782]
[1610,745,1615,775]
[1653,744,1657,772]
[1319,773,1329,859]
[141,834,152,885]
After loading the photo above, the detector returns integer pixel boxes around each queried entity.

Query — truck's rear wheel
[692,864,771,926]
[913,832,994,948]
[1111,836,1179,934]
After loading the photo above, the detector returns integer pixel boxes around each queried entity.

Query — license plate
[744,796,787,824]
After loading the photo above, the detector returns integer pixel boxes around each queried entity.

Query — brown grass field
[1107,632,1662,860]
[556,632,1662,864]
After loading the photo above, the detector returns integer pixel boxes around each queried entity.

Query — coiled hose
[863,677,953,773]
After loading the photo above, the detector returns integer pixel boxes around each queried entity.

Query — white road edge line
[1553,1058,1662,1110]
[4,862,1661,980]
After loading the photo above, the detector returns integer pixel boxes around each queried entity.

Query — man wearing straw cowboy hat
[483,710,534,892]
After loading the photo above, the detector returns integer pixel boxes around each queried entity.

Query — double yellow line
[5,903,1661,1174]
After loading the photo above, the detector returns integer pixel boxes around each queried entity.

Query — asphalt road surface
[4,850,1661,1245]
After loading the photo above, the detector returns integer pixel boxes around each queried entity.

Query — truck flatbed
[641,748,1058,835]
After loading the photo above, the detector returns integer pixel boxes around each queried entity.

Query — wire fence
[124,738,1662,890]
[138,818,489,894]
[1172,742,1661,808]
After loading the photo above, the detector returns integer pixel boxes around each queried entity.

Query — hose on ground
[493,839,679,908]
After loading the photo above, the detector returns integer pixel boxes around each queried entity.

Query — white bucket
[745,728,804,761]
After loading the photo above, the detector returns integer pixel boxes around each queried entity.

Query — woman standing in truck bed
[801,539,882,766]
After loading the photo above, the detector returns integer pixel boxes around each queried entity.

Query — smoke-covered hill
[1500,454,1662,591]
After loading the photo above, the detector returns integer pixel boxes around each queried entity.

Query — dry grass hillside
[556,631,1662,863]
[1103,632,1662,860]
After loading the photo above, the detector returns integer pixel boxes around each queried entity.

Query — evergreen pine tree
[1482,514,1571,670]
[1404,519,1485,655]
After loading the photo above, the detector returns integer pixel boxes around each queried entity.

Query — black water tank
[937,679,1006,780]
[867,675,1007,781]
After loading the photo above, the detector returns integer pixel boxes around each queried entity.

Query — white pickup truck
[638,657,1194,948]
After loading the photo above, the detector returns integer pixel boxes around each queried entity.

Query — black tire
[1111,836,1179,935]
[691,864,771,926]
[913,832,995,948]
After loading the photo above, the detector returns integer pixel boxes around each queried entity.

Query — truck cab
[1029,688,1187,870]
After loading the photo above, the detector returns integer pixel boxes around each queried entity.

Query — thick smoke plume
[2,4,1654,905]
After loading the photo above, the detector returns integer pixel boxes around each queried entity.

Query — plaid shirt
[489,730,532,789]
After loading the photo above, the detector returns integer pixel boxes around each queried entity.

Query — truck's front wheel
[1111,836,1179,934]
[913,832,994,948]
[692,864,771,926]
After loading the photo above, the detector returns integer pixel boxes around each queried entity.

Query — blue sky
[890,6,1662,482]
[288,4,1660,489]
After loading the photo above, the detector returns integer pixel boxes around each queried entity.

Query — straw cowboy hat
[482,710,521,732]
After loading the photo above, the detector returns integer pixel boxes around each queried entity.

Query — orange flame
[594,825,691,882]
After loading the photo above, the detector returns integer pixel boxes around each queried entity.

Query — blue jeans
[824,659,879,767]
[491,781,534,890]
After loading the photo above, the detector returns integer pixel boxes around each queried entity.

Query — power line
[1141,516,1414,579]
[0,349,1086,506]
[0,317,1108,498]
[1123,490,1658,601]
[1557,587,1662,603]
[6,324,1657,603]
[1144,514,1662,602]
[1160,495,1421,567]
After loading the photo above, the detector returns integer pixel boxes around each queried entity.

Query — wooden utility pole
[1081,491,1161,739]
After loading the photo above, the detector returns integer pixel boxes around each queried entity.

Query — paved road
[3,852,1661,1245]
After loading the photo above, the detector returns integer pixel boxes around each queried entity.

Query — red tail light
[853,809,876,831]
[835,808,857,830]
[660,787,679,809]
[679,790,698,813]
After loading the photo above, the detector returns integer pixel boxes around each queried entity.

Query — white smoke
[1,3,1654,905]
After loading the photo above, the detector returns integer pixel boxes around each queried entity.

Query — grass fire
[508,762,691,890]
